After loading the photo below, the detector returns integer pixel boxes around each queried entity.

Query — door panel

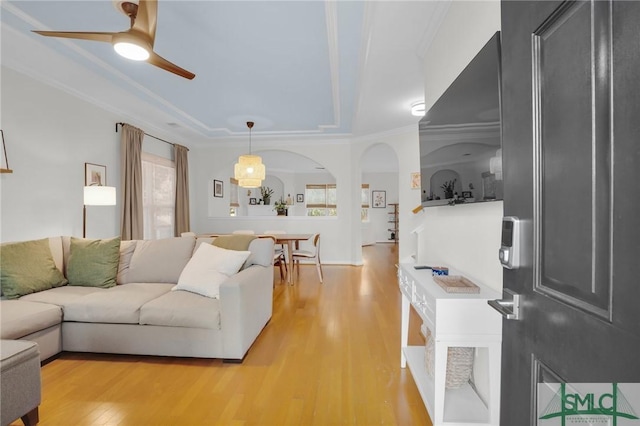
[499,1,640,425]
[533,0,612,316]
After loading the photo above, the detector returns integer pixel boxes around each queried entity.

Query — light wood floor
[17,244,430,426]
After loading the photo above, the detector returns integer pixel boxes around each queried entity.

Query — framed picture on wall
[296,194,304,203]
[213,180,223,198]
[410,172,421,189]
[249,198,257,205]
[372,190,386,208]
[85,163,106,186]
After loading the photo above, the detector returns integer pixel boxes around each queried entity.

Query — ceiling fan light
[114,41,150,61]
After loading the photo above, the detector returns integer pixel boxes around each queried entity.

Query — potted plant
[273,198,288,216]
[441,179,456,199]
[260,186,274,205]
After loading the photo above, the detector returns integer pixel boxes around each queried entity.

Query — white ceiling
[1,0,450,145]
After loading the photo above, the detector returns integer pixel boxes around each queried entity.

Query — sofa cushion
[0,239,68,299]
[63,283,174,324]
[0,300,62,339]
[19,286,103,307]
[67,237,121,288]
[140,290,221,329]
[116,240,137,284]
[121,238,195,284]
[172,244,250,298]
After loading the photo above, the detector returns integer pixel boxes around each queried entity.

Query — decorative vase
[263,197,271,205]
[276,209,286,216]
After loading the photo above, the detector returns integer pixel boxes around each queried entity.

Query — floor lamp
[83,186,116,238]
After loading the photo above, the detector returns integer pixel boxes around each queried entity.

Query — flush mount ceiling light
[411,101,426,117]
[234,121,266,188]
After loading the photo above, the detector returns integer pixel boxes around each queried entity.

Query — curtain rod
[115,122,188,151]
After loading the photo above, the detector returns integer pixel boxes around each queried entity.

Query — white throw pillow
[172,243,251,298]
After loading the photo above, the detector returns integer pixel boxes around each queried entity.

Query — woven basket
[424,328,474,389]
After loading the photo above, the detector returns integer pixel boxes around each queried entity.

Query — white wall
[1,67,120,241]
[0,66,191,243]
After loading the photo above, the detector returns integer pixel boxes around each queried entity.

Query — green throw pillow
[67,237,121,288]
[0,238,68,299]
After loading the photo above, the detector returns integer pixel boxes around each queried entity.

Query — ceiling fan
[32,0,195,80]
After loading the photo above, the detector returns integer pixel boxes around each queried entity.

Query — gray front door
[498,1,640,424]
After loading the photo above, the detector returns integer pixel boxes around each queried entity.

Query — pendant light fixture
[234,121,265,188]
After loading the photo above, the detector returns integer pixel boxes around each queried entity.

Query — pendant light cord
[247,121,255,155]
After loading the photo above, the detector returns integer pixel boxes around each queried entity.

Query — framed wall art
[372,190,386,208]
[296,194,304,203]
[85,163,106,186]
[213,180,223,198]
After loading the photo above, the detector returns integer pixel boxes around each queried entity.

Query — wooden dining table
[197,233,313,285]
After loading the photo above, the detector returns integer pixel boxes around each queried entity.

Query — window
[142,152,175,239]
[361,183,370,221]
[306,184,337,216]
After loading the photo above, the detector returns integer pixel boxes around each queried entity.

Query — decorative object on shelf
[440,179,457,199]
[410,172,421,189]
[249,198,257,205]
[273,198,288,216]
[0,130,12,174]
[372,190,386,208]
[83,163,116,238]
[431,266,449,276]
[213,180,223,198]
[433,275,480,294]
[234,121,265,188]
[285,194,293,205]
[296,193,304,203]
[260,186,273,205]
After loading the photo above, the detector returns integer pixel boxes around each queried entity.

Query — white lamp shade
[84,186,117,206]
[234,154,266,188]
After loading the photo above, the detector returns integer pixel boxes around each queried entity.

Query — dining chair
[180,232,196,237]
[292,233,323,283]
[264,230,288,282]
[232,230,255,235]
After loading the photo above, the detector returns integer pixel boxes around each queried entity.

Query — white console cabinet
[399,263,502,426]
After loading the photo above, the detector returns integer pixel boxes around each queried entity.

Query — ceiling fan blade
[132,0,157,44]
[32,31,114,43]
[148,51,195,80]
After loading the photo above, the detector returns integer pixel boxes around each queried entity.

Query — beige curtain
[174,144,190,236]
[120,124,144,240]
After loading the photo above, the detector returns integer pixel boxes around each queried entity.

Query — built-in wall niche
[235,150,335,217]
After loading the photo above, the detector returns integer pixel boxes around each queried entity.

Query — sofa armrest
[218,263,273,360]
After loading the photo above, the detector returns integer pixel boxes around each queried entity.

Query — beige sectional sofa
[0,236,274,362]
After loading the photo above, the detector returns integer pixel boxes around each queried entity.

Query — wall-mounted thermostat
[499,216,520,269]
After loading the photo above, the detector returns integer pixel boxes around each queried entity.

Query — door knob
[488,289,521,320]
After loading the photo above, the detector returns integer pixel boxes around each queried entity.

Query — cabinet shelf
[403,346,489,425]
[388,203,399,243]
